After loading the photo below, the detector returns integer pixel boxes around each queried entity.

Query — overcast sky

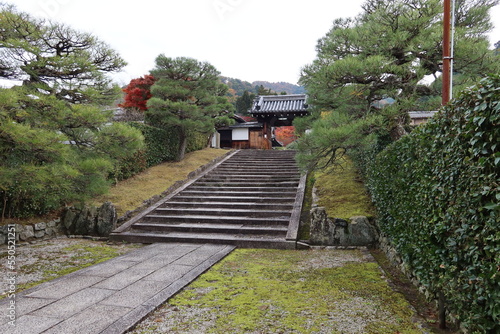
[4,0,500,86]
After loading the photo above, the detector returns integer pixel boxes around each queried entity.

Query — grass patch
[314,156,375,219]
[93,148,229,216]
[134,249,424,333]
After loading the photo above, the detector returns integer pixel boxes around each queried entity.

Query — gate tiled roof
[251,94,308,115]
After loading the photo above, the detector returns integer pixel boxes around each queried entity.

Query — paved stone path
[0,243,235,334]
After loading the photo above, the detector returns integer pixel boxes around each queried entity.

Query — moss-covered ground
[132,249,425,334]
[314,156,375,219]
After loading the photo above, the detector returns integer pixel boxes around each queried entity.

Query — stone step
[152,207,292,218]
[201,174,300,180]
[198,178,300,184]
[110,149,305,250]
[205,171,299,177]
[110,231,296,249]
[178,190,297,197]
[132,222,288,236]
[162,201,295,210]
[193,181,299,188]
[218,164,297,169]
[186,186,298,192]
[169,196,296,204]
[209,170,299,176]
[143,214,290,226]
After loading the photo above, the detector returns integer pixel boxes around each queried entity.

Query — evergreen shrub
[129,122,180,167]
[128,122,209,168]
[366,75,499,332]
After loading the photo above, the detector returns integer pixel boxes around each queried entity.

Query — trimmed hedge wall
[129,122,180,167]
[367,75,499,332]
[128,122,209,167]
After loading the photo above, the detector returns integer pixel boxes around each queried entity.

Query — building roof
[218,121,263,131]
[251,94,308,115]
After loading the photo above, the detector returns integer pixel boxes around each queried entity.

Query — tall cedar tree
[119,75,156,111]
[147,55,233,161]
[235,90,255,115]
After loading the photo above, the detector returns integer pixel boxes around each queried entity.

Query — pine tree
[147,55,233,161]
[0,5,143,218]
[235,90,255,115]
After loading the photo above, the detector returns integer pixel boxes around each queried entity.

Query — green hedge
[128,122,209,168]
[186,130,209,153]
[129,122,180,167]
[366,75,499,332]
[109,149,148,182]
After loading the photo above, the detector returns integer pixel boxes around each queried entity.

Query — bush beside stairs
[110,150,306,249]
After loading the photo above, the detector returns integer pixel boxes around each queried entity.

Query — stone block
[62,207,78,234]
[309,206,333,245]
[45,227,57,237]
[0,314,60,334]
[32,287,114,318]
[344,216,379,246]
[26,275,104,299]
[309,209,378,247]
[19,225,35,241]
[34,222,47,231]
[95,267,155,290]
[74,206,98,235]
[96,202,117,236]
[42,304,131,334]
[100,280,166,308]
[15,224,23,241]
[34,230,45,239]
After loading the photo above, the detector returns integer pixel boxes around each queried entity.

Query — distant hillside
[221,77,255,97]
[252,81,305,95]
[221,76,305,97]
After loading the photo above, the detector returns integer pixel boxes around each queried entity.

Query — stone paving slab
[0,243,235,334]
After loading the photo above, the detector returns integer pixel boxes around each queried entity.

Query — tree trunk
[207,132,214,148]
[176,130,187,162]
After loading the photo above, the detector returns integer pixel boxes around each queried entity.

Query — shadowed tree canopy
[146,55,234,161]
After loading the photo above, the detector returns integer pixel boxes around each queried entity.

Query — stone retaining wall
[308,186,379,247]
[309,206,379,247]
[0,219,64,245]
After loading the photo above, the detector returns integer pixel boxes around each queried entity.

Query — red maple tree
[275,126,297,146]
[119,75,156,111]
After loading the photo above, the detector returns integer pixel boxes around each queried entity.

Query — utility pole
[442,0,452,105]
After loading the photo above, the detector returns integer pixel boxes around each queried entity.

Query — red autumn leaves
[119,75,156,111]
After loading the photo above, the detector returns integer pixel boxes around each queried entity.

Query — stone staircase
[110,150,305,249]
